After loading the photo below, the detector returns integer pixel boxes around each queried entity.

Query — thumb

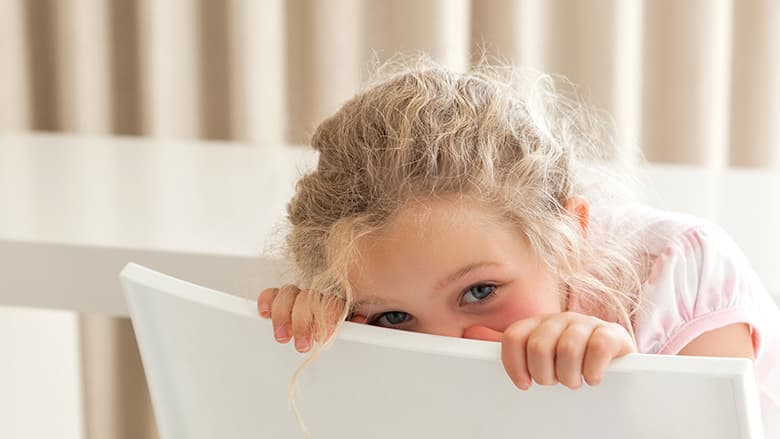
[462,325,503,342]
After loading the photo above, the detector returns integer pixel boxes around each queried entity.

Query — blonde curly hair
[283,58,649,431]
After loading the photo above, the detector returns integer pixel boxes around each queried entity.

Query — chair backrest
[121,263,764,439]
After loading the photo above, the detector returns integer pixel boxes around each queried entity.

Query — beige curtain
[2,1,779,437]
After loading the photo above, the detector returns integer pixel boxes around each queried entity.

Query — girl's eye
[372,311,412,327]
[461,284,496,305]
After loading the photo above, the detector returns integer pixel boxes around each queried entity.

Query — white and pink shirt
[593,204,779,437]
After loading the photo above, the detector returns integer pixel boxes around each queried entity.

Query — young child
[256,63,779,434]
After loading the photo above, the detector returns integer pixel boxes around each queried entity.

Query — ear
[564,196,590,233]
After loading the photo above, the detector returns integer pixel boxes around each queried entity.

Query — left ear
[564,196,590,234]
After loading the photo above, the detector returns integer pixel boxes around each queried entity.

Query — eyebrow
[435,261,501,291]
[351,261,501,309]
[352,295,391,311]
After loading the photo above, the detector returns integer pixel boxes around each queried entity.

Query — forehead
[348,196,529,294]
[382,195,512,238]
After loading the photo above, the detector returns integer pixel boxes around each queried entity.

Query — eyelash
[460,283,498,305]
[368,311,411,327]
[366,283,499,327]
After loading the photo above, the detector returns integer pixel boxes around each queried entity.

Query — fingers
[257,287,277,318]
[525,317,569,386]
[290,290,314,353]
[290,292,347,352]
[500,318,539,390]
[582,323,635,386]
[259,284,349,354]
[555,323,590,389]
[270,285,299,344]
[500,313,635,391]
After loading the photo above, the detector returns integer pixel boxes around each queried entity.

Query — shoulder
[591,203,715,255]
[595,209,780,432]
[599,204,767,355]
[638,231,767,356]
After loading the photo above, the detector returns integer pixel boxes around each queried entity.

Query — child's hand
[257,285,356,353]
[463,312,635,390]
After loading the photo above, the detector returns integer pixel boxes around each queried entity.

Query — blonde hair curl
[283,57,649,433]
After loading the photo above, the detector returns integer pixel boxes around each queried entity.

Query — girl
[257,63,779,433]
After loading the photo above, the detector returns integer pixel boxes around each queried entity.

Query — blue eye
[461,284,496,304]
[373,311,411,327]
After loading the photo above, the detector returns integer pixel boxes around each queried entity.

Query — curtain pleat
[470,0,544,68]
[108,0,144,135]
[471,1,644,156]
[285,0,363,144]
[198,0,232,140]
[24,0,62,131]
[2,1,779,438]
[729,1,780,168]
[5,0,778,165]
[228,0,286,144]
[364,0,470,71]
[640,0,733,166]
[79,316,158,439]
[138,0,200,138]
[56,0,111,134]
[49,2,158,438]
[0,0,30,132]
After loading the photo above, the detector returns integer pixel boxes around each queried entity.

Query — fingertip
[258,301,271,318]
[514,378,531,391]
[257,288,278,318]
[274,323,290,343]
[295,336,311,353]
[584,376,601,386]
[563,378,583,390]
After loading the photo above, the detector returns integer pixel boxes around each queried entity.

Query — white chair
[121,263,764,439]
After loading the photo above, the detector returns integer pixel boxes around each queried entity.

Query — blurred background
[1,1,778,438]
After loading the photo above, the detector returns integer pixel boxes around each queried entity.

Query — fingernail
[295,336,311,352]
[516,379,531,390]
[275,324,289,342]
[258,302,270,317]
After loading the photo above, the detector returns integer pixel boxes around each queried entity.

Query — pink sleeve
[634,226,763,356]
